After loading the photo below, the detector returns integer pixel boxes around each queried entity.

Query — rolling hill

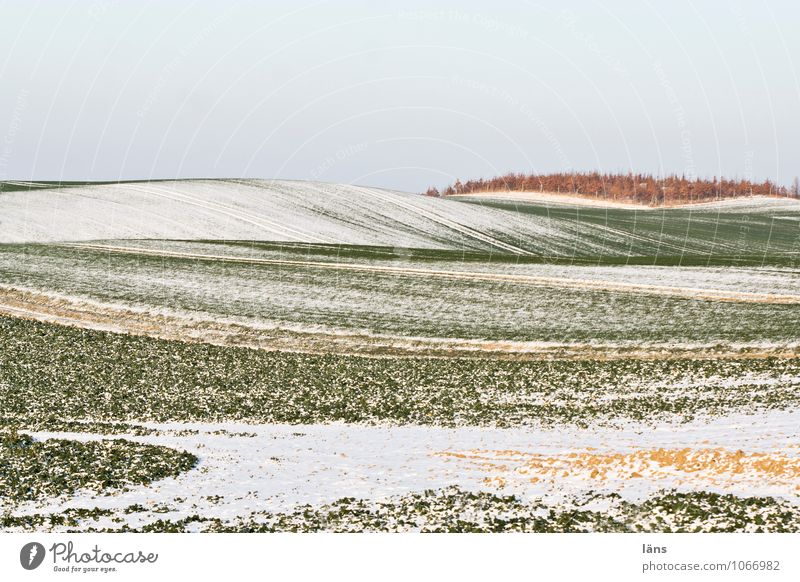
[1,179,798,356]
[1,178,798,533]
[2,179,799,264]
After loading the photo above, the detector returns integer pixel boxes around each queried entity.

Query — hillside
[2,179,800,263]
[1,177,799,534]
[0,179,535,254]
[1,178,799,358]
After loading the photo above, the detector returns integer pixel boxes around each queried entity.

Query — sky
[1,0,798,192]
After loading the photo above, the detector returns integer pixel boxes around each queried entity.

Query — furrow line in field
[62,242,800,304]
[114,183,331,244]
[353,186,535,255]
[0,285,796,360]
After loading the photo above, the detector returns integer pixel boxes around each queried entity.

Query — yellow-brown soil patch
[436,448,800,490]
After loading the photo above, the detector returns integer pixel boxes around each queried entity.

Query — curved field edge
[1,315,799,431]
[1,285,797,361]
[0,431,197,504]
[3,242,800,349]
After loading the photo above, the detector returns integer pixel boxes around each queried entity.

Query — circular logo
[20,542,46,570]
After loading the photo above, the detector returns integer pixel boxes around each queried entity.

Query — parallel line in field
[61,243,800,304]
[114,183,331,244]
[353,185,535,255]
[116,183,535,254]
[1,285,797,360]
[0,303,103,330]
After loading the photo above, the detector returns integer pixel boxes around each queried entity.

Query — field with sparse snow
[1,180,798,532]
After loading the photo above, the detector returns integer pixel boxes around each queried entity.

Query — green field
[0,431,197,505]
[2,315,798,432]
[2,241,799,345]
[459,197,800,265]
[1,182,798,533]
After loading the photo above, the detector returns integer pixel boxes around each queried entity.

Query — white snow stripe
[62,242,800,304]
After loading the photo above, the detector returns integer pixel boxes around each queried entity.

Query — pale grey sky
[1,0,798,191]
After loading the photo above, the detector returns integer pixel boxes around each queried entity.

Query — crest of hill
[0,179,547,253]
[2,179,798,259]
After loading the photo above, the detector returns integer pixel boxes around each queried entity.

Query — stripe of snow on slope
[114,182,330,244]
[453,191,800,212]
[350,185,533,255]
[56,243,800,304]
[93,240,800,296]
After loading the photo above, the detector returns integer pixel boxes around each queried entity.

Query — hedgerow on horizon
[426,171,800,204]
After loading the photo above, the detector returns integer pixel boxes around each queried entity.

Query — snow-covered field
[452,191,646,209]
[454,191,800,213]
[0,180,550,254]
[1,179,798,532]
[1,240,799,352]
[3,179,799,257]
[7,409,797,532]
